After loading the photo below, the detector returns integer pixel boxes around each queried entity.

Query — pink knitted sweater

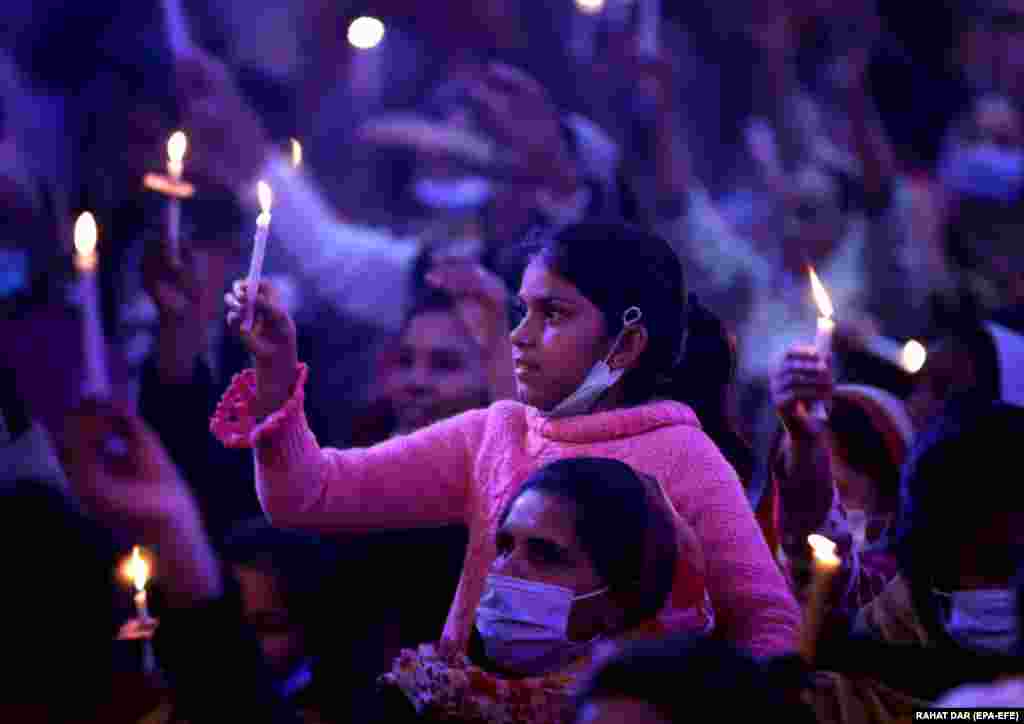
[212,367,799,657]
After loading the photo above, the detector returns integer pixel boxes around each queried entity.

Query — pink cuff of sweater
[210,363,309,449]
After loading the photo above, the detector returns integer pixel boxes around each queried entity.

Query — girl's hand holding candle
[799,534,841,666]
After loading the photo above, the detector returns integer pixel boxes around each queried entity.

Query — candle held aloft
[125,546,152,621]
[243,181,273,332]
[74,213,111,401]
[799,534,841,665]
[808,267,834,421]
[166,131,188,264]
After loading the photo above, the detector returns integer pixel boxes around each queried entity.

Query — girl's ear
[610,325,649,370]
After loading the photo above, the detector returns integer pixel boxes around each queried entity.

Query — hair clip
[623,306,643,326]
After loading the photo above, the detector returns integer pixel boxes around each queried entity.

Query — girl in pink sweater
[213,222,800,657]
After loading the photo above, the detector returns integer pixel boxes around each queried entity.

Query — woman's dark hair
[578,634,816,723]
[895,397,1024,645]
[829,396,902,509]
[499,457,678,629]
[531,222,752,480]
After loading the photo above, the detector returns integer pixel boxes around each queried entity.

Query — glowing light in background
[348,16,385,49]
[575,0,606,13]
[901,340,927,374]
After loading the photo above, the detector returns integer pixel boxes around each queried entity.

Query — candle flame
[808,267,834,320]
[348,16,385,49]
[124,546,150,592]
[807,534,840,566]
[902,339,927,374]
[575,0,605,13]
[167,131,188,164]
[290,138,302,168]
[257,180,273,214]
[74,212,98,257]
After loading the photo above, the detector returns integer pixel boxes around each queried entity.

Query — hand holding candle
[808,267,834,421]
[243,181,273,332]
[800,534,841,666]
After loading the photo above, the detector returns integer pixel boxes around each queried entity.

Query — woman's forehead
[502,490,577,547]
[518,259,582,301]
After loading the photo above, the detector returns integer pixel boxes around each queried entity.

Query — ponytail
[662,295,754,484]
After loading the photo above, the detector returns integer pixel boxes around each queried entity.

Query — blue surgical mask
[935,588,1020,654]
[941,143,1024,202]
[475,574,609,676]
[540,306,643,419]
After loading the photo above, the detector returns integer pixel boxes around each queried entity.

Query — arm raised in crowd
[218,280,483,532]
[63,400,302,724]
[176,49,419,336]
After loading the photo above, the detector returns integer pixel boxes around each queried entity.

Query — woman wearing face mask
[213,221,800,659]
[377,456,697,722]
[803,397,1024,724]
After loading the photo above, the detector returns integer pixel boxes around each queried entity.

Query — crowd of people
[4,0,1024,722]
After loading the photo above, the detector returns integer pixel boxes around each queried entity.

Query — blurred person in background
[804,397,1024,724]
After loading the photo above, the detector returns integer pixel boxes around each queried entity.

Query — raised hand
[225,279,299,418]
[62,400,200,537]
[469,63,578,194]
[176,49,270,192]
[771,344,834,443]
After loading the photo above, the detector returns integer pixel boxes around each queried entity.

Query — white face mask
[936,588,1019,654]
[540,306,643,419]
[475,574,609,676]
[413,176,493,211]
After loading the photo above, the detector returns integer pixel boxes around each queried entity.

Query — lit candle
[860,336,928,374]
[800,534,841,666]
[74,212,111,401]
[572,0,605,60]
[122,546,157,674]
[348,17,385,99]
[166,131,187,264]
[808,267,834,421]
[638,0,660,58]
[290,138,303,170]
[243,181,273,332]
[125,546,152,621]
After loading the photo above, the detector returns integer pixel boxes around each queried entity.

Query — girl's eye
[396,352,414,369]
[544,308,564,323]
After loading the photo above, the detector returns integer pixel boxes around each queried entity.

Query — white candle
[290,138,303,170]
[800,534,841,665]
[638,0,660,58]
[572,0,604,60]
[165,131,187,264]
[808,267,834,421]
[74,212,111,401]
[243,181,274,332]
[160,0,193,56]
[859,335,927,375]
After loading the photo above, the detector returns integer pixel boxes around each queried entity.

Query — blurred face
[510,259,610,411]
[493,489,622,641]
[387,309,487,433]
[577,698,670,724]
[235,565,305,679]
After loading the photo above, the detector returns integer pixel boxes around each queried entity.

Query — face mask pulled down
[936,587,1019,655]
[540,306,643,419]
[475,574,609,676]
